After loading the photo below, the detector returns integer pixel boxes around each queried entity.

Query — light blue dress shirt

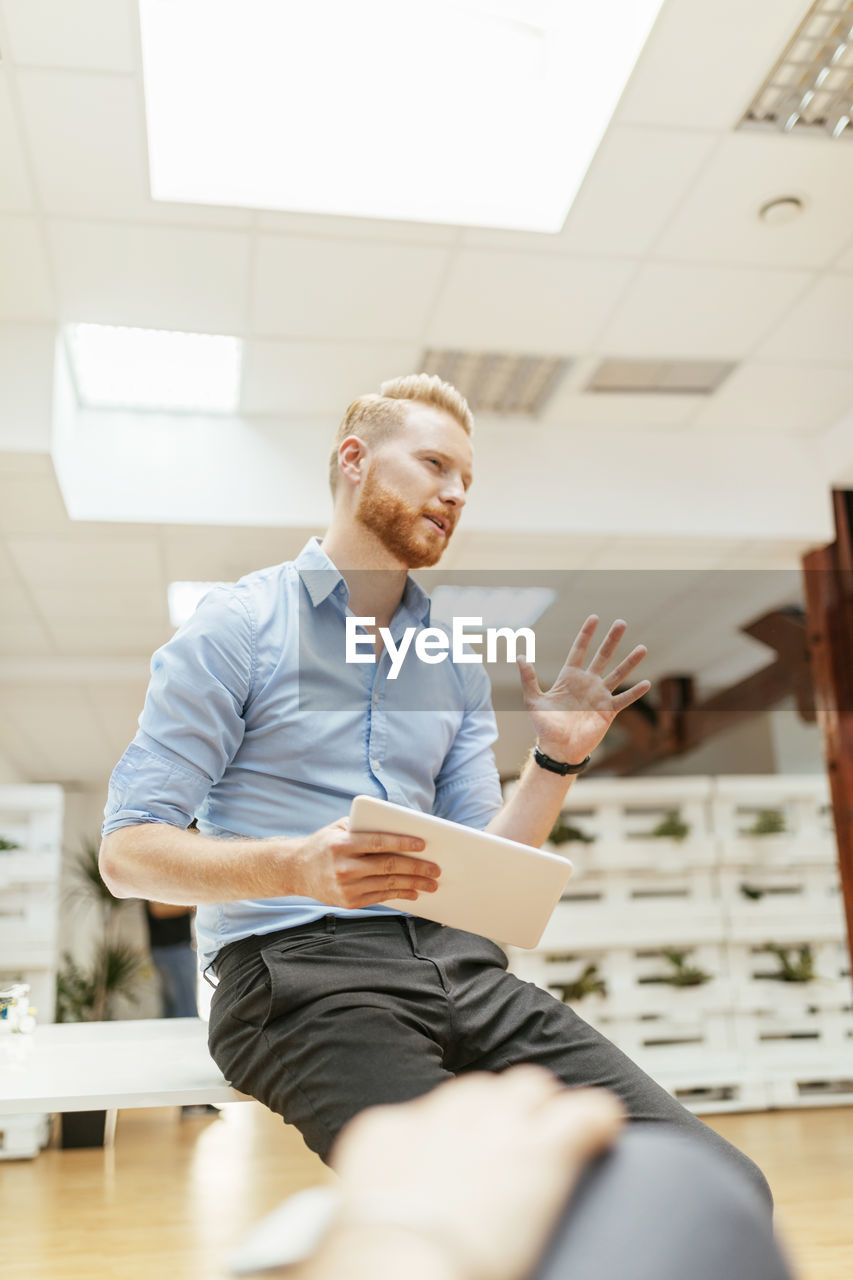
[103,538,504,968]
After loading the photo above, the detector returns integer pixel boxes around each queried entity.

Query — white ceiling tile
[614,0,813,130]
[598,262,812,360]
[0,468,71,533]
[8,534,163,586]
[560,127,720,257]
[3,684,114,783]
[0,451,53,474]
[0,324,56,451]
[17,71,253,229]
[653,132,853,270]
[581,537,745,571]
[539,390,702,431]
[251,235,450,341]
[0,542,20,582]
[45,619,172,656]
[160,525,317,582]
[716,540,815,570]
[0,619,53,655]
[426,252,635,354]
[0,215,55,319]
[2,0,136,72]
[48,220,251,332]
[256,209,457,245]
[0,76,33,210]
[753,275,853,367]
[0,577,40,620]
[241,339,422,416]
[692,362,853,435]
[430,531,611,572]
[85,682,149,758]
[462,127,719,259]
[17,70,151,219]
[32,584,169,623]
[835,240,853,272]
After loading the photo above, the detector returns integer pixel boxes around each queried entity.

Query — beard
[356,465,451,569]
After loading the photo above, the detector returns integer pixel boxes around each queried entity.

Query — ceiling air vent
[586,359,735,395]
[420,349,571,416]
[739,0,853,139]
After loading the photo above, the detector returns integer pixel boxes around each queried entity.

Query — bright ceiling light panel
[430,586,557,630]
[168,581,229,627]
[65,324,242,412]
[139,0,665,233]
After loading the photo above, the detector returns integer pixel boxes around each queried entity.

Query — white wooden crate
[504,772,851,1112]
[659,1072,771,1115]
[763,1070,853,1109]
[590,1010,738,1069]
[0,886,59,955]
[713,775,836,866]
[510,943,733,1018]
[0,786,64,856]
[733,1006,853,1067]
[553,777,716,872]
[540,893,726,951]
[726,940,852,1014]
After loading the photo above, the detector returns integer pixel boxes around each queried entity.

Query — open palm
[518,616,650,764]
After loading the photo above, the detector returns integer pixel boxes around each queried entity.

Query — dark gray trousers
[534,1126,793,1280]
[208,915,772,1207]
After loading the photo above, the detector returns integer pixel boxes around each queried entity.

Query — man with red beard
[100,374,770,1204]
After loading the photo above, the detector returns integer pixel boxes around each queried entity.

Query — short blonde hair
[328,373,474,494]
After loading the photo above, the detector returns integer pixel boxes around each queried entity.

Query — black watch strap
[533,746,591,776]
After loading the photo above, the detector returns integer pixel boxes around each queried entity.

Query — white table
[0,1017,246,1116]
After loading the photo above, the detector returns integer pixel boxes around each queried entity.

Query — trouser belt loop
[326,915,337,935]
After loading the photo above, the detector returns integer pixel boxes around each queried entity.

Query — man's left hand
[518,615,650,765]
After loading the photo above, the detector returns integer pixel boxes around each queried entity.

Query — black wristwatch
[533,746,591,776]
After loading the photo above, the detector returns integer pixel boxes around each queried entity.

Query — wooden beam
[592,608,811,776]
[802,490,853,985]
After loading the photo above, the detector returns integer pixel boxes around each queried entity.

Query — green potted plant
[552,961,607,1003]
[759,943,815,984]
[746,809,787,836]
[657,948,712,988]
[55,838,145,1146]
[548,815,595,846]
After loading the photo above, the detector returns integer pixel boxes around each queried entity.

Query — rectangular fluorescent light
[430,586,556,630]
[168,581,228,627]
[140,0,665,233]
[740,0,853,139]
[588,359,735,395]
[65,324,242,412]
[422,349,571,415]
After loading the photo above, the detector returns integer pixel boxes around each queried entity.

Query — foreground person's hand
[302,1067,624,1280]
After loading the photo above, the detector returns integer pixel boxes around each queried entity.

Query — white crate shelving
[713,775,836,867]
[0,785,64,1161]
[553,777,717,873]
[508,775,853,1114]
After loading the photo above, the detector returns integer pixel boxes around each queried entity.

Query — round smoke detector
[758,195,806,225]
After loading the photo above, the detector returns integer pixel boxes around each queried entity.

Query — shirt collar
[295,536,431,625]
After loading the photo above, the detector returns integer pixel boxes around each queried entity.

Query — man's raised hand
[518,616,650,765]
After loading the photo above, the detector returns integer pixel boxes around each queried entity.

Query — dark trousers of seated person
[208,915,772,1208]
[534,1125,793,1280]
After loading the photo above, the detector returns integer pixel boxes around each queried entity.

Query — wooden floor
[2,1102,852,1280]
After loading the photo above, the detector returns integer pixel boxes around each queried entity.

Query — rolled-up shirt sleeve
[102,586,255,836]
[432,663,504,830]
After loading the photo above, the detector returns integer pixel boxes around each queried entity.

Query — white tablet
[349,795,572,949]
